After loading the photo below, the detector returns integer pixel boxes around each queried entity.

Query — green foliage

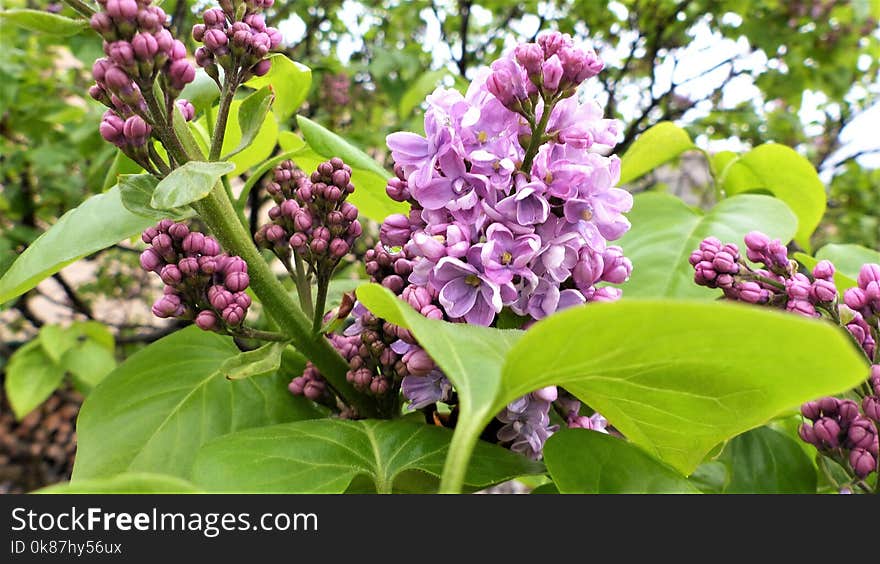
[619,122,696,185]
[218,342,288,381]
[712,427,817,494]
[73,327,322,481]
[544,430,700,493]
[5,339,66,420]
[224,86,275,159]
[358,285,868,489]
[0,186,157,304]
[616,193,798,299]
[245,54,312,119]
[193,419,544,493]
[0,9,90,36]
[119,173,195,220]
[151,161,236,209]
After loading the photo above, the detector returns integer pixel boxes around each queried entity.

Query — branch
[51,273,94,320]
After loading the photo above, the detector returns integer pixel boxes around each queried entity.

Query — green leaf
[72,327,322,481]
[399,69,448,117]
[4,339,66,420]
[503,300,869,475]
[192,419,544,493]
[0,186,157,305]
[219,341,287,381]
[278,130,306,152]
[297,115,388,178]
[617,193,798,299]
[178,69,221,112]
[224,86,274,159]
[63,340,117,393]
[619,122,696,185]
[151,161,235,210]
[816,244,880,281]
[245,54,311,119]
[39,324,79,364]
[358,285,869,487]
[0,9,89,36]
[544,430,700,493]
[294,117,407,220]
[721,143,827,249]
[37,473,201,494]
[119,174,195,221]
[718,427,817,493]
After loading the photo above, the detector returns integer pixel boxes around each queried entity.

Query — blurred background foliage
[0,0,878,489]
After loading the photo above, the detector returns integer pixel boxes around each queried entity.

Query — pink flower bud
[204,28,228,51]
[811,279,837,303]
[195,310,219,331]
[178,257,199,276]
[90,12,113,35]
[849,448,876,478]
[515,43,544,76]
[160,264,182,286]
[132,33,159,61]
[857,264,880,289]
[812,259,835,280]
[203,8,226,27]
[222,304,245,325]
[123,115,151,146]
[182,232,205,255]
[168,59,196,90]
[251,58,272,77]
[106,0,138,21]
[225,272,249,292]
[139,249,162,271]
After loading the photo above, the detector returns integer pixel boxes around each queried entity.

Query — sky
[276,1,880,178]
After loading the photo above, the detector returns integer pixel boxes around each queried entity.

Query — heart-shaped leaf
[119,174,195,220]
[193,419,544,493]
[716,426,817,493]
[4,339,66,420]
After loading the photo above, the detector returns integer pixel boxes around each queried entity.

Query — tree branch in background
[51,273,94,320]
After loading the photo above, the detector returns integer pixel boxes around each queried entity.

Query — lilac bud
[403,348,434,377]
[811,279,837,303]
[838,400,860,423]
[847,418,877,450]
[812,260,835,281]
[293,211,312,231]
[107,41,135,68]
[132,33,159,61]
[860,396,880,425]
[90,12,114,35]
[818,396,840,415]
[234,292,251,309]
[538,31,569,58]
[99,112,126,146]
[329,238,349,258]
[857,264,880,289]
[139,249,162,272]
[381,274,405,294]
[541,54,564,91]
[178,257,199,276]
[123,115,151,146]
[155,29,174,55]
[380,214,411,247]
[160,264,182,286]
[176,99,195,121]
[106,0,139,20]
[204,28,228,51]
[182,232,206,255]
[202,238,221,257]
[103,65,132,92]
[849,448,876,478]
[222,304,245,325]
[744,231,770,252]
[208,286,233,310]
[515,43,544,76]
[192,24,206,42]
[152,294,181,318]
[798,423,817,446]
[737,281,769,304]
[225,272,249,292]
[168,59,196,90]
[532,386,558,403]
[203,8,226,27]
[813,417,841,448]
[558,45,603,83]
[601,246,632,284]
[251,58,272,77]
[348,220,362,238]
[195,310,219,331]
[844,287,867,311]
[801,400,821,421]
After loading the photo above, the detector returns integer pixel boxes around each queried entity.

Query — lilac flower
[497,388,560,460]
[402,371,453,410]
[432,256,502,326]
[480,223,540,285]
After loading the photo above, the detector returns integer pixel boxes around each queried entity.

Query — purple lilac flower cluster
[140,220,251,332]
[192,0,282,82]
[89,0,196,164]
[255,158,362,280]
[691,232,880,486]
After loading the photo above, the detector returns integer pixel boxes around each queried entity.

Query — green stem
[229,327,290,342]
[293,252,314,318]
[520,95,556,173]
[193,189,376,417]
[439,418,483,493]
[313,274,329,333]
[210,76,237,161]
[143,88,190,166]
[148,144,171,176]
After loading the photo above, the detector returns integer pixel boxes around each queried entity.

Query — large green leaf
[224,86,274,159]
[358,285,869,488]
[4,339,66,420]
[619,122,696,185]
[179,69,221,112]
[245,54,311,119]
[0,9,89,36]
[201,100,277,173]
[544,430,700,493]
[399,69,448,117]
[721,143,826,249]
[192,419,543,493]
[72,327,322,481]
[297,115,388,178]
[503,300,869,475]
[151,161,235,210]
[0,186,157,304]
[38,473,201,494]
[616,193,798,299]
[63,340,117,393]
[717,427,817,493]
